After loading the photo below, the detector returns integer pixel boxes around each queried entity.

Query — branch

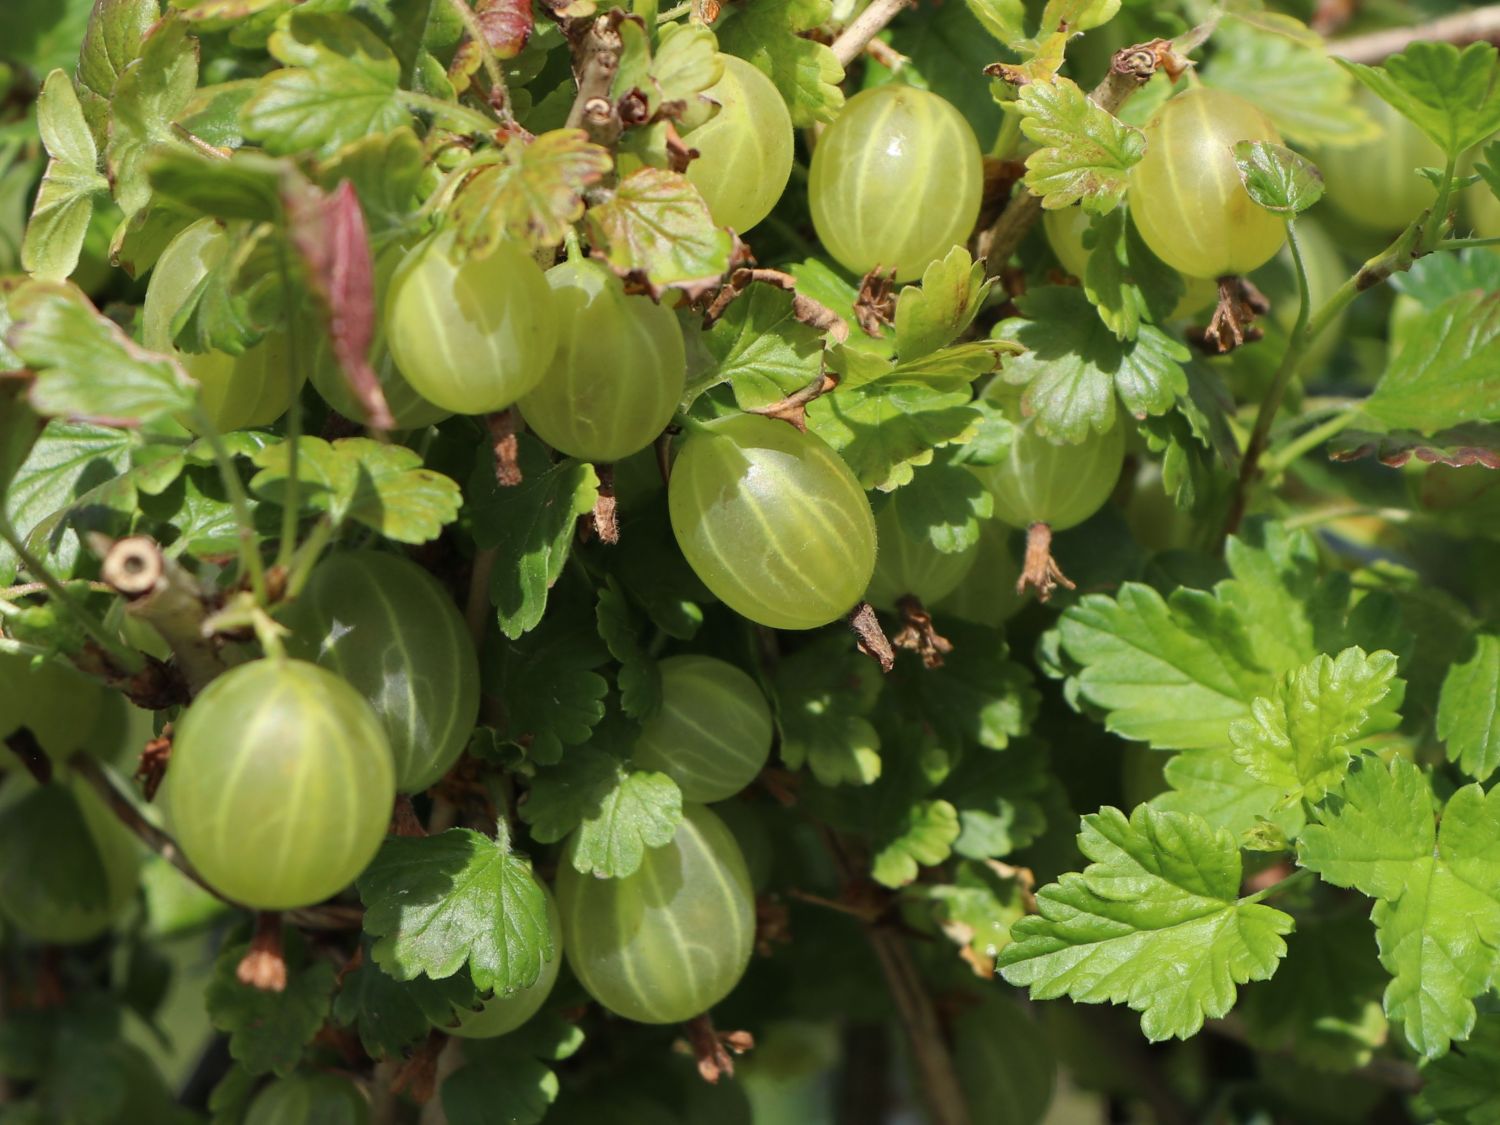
[981,40,1177,275]
[100,536,225,697]
[564,13,625,146]
[1330,5,1500,63]
[830,0,913,69]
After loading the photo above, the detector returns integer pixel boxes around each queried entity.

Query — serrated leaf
[940,740,1051,860]
[701,282,826,410]
[595,579,661,720]
[998,287,1188,441]
[313,128,425,234]
[466,434,599,639]
[1417,1004,1500,1123]
[332,944,479,1057]
[242,12,411,158]
[613,20,723,120]
[442,1051,558,1125]
[22,71,110,282]
[1340,41,1500,159]
[105,14,199,219]
[894,247,993,361]
[1439,634,1500,782]
[872,799,960,888]
[358,824,554,994]
[902,621,1036,752]
[1365,291,1500,434]
[1329,423,1500,469]
[205,936,336,1077]
[714,0,844,127]
[997,804,1293,1041]
[75,0,158,145]
[1018,75,1144,212]
[521,746,682,878]
[147,147,288,222]
[1232,140,1324,215]
[250,436,462,543]
[1081,208,1185,342]
[1300,756,1500,1058]
[7,281,196,425]
[1230,648,1403,805]
[964,0,1025,45]
[451,130,612,257]
[584,168,732,298]
[773,635,884,786]
[888,462,992,554]
[1153,747,1301,842]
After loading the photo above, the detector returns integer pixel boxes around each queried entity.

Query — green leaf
[1299,756,1500,1058]
[22,71,109,282]
[964,0,1025,46]
[1340,41,1500,158]
[442,1050,558,1125]
[1439,634,1500,782]
[595,579,661,720]
[1417,1003,1500,1123]
[147,148,289,222]
[583,168,732,299]
[773,635,883,786]
[872,799,960,888]
[75,0,158,145]
[1365,291,1500,434]
[1081,209,1186,342]
[1154,746,1304,840]
[1017,75,1145,212]
[997,287,1189,442]
[701,282,826,410]
[250,436,463,544]
[466,434,599,640]
[1229,648,1403,805]
[332,944,479,1057]
[451,130,612,257]
[613,20,723,120]
[357,823,555,994]
[313,128,425,234]
[1231,140,1325,215]
[521,746,683,878]
[887,462,992,554]
[894,247,993,361]
[206,935,336,1077]
[105,14,199,219]
[904,622,1037,751]
[807,342,995,491]
[997,805,1294,1041]
[242,12,411,158]
[940,739,1051,859]
[7,281,196,425]
[714,0,844,127]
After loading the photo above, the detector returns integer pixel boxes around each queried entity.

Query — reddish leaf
[475,0,533,59]
[285,179,393,431]
[1330,425,1500,470]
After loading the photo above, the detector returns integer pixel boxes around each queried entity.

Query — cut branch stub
[101,535,225,697]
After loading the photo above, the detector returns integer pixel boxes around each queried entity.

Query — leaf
[1390,245,1500,310]
[872,799,960,888]
[1081,209,1186,342]
[773,635,884,786]
[1329,423,1500,469]
[997,287,1189,442]
[1340,41,1500,158]
[1300,756,1500,1058]
[595,579,661,720]
[472,0,534,59]
[22,71,110,282]
[451,131,612,257]
[313,128,425,234]
[442,1050,558,1125]
[466,434,599,639]
[1229,648,1403,805]
[964,0,1026,46]
[905,622,1038,751]
[332,945,479,1057]
[7,281,196,426]
[1153,747,1303,839]
[1017,75,1145,212]
[997,805,1294,1041]
[1201,15,1376,149]
[702,282,826,410]
[1232,141,1325,215]
[714,0,844,127]
[1439,634,1500,782]
[205,935,336,1076]
[584,168,732,299]
[147,147,288,222]
[1417,1003,1500,1123]
[357,823,555,994]
[242,12,411,158]
[940,740,1051,860]
[888,462,992,554]
[105,14,199,219]
[520,746,683,878]
[613,20,723,120]
[894,247,994,361]
[250,436,463,543]
[1365,291,1500,435]
[75,0,158,145]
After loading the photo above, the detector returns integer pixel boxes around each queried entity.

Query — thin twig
[1330,5,1500,63]
[565,14,625,143]
[830,0,912,69]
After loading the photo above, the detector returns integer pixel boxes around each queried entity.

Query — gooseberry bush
[6,0,1500,1121]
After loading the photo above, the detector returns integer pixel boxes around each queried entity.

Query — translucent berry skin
[630,655,773,803]
[0,776,138,944]
[971,383,1126,532]
[384,230,559,415]
[667,413,877,631]
[449,884,562,1039]
[283,551,480,794]
[165,659,395,909]
[518,259,686,462]
[1321,88,1443,232]
[864,498,979,611]
[1128,88,1287,279]
[143,218,299,434]
[0,651,103,761]
[244,1073,370,1125]
[809,85,984,281]
[1043,205,1216,318]
[683,55,795,234]
[556,804,754,1024]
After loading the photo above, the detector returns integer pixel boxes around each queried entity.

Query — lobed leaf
[1438,634,1500,781]
[872,799,960,888]
[702,282,827,410]
[584,168,732,299]
[1365,291,1500,434]
[713,0,844,127]
[105,14,199,219]
[893,247,993,361]
[1232,140,1325,215]
[205,935,336,1077]
[595,579,661,720]
[22,71,109,282]
[1339,40,1500,158]
[1017,75,1145,213]
[451,130,612,257]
